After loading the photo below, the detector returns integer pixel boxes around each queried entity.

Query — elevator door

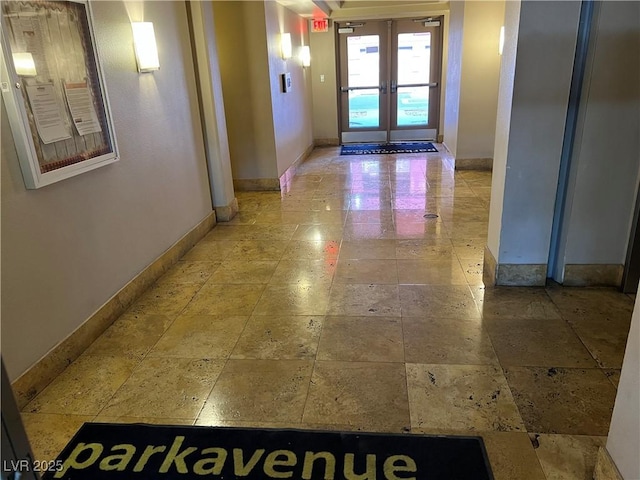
[338,18,442,143]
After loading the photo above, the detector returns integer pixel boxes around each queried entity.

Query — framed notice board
[1,0,118,189]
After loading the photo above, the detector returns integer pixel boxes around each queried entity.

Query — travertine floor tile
[253,284,331,315]
[400,285,480,319]
[303,361,410,430]
[93,416,194,425]
[477,287,562,320]
[327,284,401,316]
[231,315,323,359]
[100,357,224,419]
[20,148,631,468]
[270,259,336,285]
[24,355,139,415]
[182,239,238,262]
[532,433,606,480]
[546,286,634,321]
[406,363,525,432]
[225,239,288,262]
[334,258,399,284]
[504,367,616,435]
[561,315,632,368]
[346,210,394,224]
[340,240,397,259]
[148,315,248,359]
[458,257,486,285]
[83,313,173,360]
[128,282,202,317]
[182,283,265,316]
[157,260,220,286]
[342,223,397,240]
[282,240,340,260]
[395,238,453,259]
[397,258,467,285]
[200,359,313,423]
[484,317,597,368]
[290,225,344,242]
[22,413,92,463]
[603,369,621,388]
[317,316,404,362]
[403,317,498,365]
[208,260,278,284]
[481,431,547,480]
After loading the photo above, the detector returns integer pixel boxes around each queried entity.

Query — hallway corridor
[21,147,632,479]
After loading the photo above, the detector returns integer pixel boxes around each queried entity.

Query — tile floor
[21,146,633,479]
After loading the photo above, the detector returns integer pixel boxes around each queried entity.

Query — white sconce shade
[499,25,505,55]
[300,45,311,67]
[132,22,160,72]
[281,33,292,59]
[12,52,37,77]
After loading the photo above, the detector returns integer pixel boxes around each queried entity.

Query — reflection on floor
[22,146,632,479]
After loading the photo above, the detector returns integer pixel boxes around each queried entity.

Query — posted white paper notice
[25,83,71,144]
[64,81,102,136]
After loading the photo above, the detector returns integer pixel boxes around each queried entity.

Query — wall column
[188,1,238,221]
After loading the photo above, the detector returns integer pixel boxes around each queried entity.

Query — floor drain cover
[423,213,439,219]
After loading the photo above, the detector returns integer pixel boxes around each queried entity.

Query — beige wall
[455,1,505,160]
[213,1,278,181]
[310,24,339,144]
[1,1,212,380]
[442,1,464,156]
[264,1,314,176]
[214,1,312,182]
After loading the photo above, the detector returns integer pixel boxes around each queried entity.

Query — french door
[337,18,442,143]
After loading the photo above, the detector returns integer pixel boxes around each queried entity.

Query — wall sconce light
[12,52,37,77]
[281,33,292,60]
[499,25,505,55]
[132,22,160,72]
[300,45,311,67]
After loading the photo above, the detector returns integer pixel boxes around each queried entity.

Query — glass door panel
[390,19,441,141]
[396,32,431,127]
[389,19,442,141]
[397,32,431,84]
[349,89,380,128]
[337,18,441,144]
[338,22,388,143]
[346,35,381,129]
[397,86,429,126]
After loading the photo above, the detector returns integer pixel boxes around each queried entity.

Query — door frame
[335,17,443,144]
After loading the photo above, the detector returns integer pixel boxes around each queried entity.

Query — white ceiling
[274,0,447,18]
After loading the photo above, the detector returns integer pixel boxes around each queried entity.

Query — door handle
[340,85,387,93]
[390,81,397,94]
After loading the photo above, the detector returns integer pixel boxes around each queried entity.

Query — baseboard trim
[563,264,623,287]
[593,447,623,480]
[233,178,280,191]
[483,248,547,286]
[11,211,217,409]
[280,144,314,191]
[455,158,493,171]
[214,197,239,222]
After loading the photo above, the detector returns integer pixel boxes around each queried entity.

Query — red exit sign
[311,18,329,33]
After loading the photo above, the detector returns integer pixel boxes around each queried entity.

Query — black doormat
[340,142,438,155]
[42,423,494,479]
